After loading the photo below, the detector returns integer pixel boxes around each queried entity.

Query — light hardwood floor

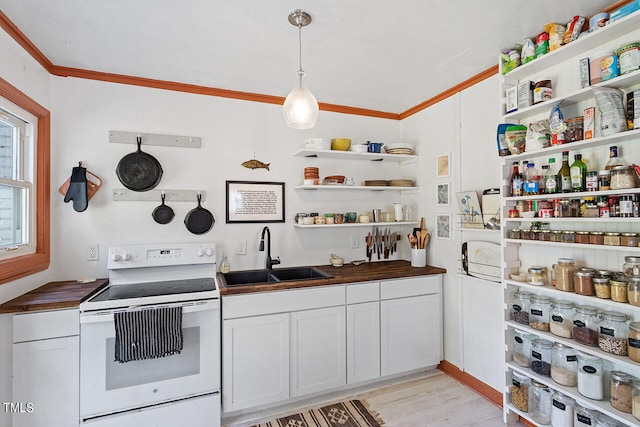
[223,370,526,427]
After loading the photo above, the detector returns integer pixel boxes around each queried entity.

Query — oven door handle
[80,299,219,324]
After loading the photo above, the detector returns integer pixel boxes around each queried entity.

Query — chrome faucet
[259,226,280,270]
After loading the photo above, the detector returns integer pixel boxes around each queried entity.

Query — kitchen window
[0,77,50,284]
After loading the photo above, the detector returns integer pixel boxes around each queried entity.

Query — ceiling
[0,0,617,115]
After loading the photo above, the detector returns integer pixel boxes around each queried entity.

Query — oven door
[79,299,220,420]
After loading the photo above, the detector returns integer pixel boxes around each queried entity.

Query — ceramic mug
[346,212,357,223]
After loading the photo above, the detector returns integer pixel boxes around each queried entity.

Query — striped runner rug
[251,400,384,427]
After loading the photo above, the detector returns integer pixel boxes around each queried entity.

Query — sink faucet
[259,226,280,270]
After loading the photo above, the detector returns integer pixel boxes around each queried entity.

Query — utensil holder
[411,248,426,267]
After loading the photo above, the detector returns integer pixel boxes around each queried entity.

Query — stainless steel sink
[221,266,332,287]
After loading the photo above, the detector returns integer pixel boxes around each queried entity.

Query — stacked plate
[364,180,390,187]
[384,143,414,155]
[389,179,415,187]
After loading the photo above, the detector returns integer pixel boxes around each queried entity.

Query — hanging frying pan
[184,194,214,234]
[116,136,163,191]
[152,193,175,224]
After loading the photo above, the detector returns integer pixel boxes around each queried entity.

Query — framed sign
[226,181,285,223]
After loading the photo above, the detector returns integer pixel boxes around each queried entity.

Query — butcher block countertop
[218,260,446,296]
[0,279,108,314]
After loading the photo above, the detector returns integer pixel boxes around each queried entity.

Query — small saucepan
[184,194,215,235]
[367,142,384,153]
[152,193,175,225]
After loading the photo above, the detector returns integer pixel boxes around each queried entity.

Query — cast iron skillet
[152,193,175,224]
[184,194,214,234]
[116,136,163,191]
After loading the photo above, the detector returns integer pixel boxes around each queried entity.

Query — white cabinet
[380,276,442,376]
[499,11,640,427]
[290,306,346,397]
[12,309,79,427]
[222,313,289,412]
[346,282,380,384]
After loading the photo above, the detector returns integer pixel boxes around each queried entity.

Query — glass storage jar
[527,266,548,286]
[610,165,636,190]
[621,232,639,247]
[577,351,604,400]
[553,258,576,292]
[551,230,564,242]
[511,290,532,325]
[572,305,599,346]
[513,329,535,367]
[562,230,576,243]
[610,370,634,413]
[599,311,628,356]
[576,230,591,243]
[508,228,521,239]
[529,295,551,332]
[633,379,640,421]
[629,322,640,363]
[551,342,578,387]
[610,277,629,303]
[629,277,640,306]
[551,391,575,427]
[550,300,574,338]
[593,276,611,299]
[531,338,553,377]
[595,413,621,427]
[511,370,530,412]
[540,230,551,241]
[589,231,605,245]
[623,256,640,277]
[528,379,552,425]
[604,232,621,246]
[574,270,594,296]
[574,404,597,427]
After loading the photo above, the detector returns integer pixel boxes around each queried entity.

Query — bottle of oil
[570,154,587,192]
[558,150,572,193]
[544,158,559,194]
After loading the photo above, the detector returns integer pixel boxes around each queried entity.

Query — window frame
[0,76,50,284]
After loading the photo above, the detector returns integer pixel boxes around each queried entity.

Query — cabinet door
[380,294,442,376]
[12,336,79,427]
[461,276,503,391]
[290,306,346,397]
[347,301,380,384]
[222,313,289,412]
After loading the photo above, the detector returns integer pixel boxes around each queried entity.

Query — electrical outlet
[350,234,359,249]
[236,240,247,255]
[87,245,99,261]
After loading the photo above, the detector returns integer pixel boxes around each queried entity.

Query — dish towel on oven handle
[114,306,183,363]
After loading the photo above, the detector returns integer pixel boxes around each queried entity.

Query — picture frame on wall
[436,153,450,178]
[455,190,484,229]
[436,214,451,240]
[226,181,285,223]
[437,183,450,206]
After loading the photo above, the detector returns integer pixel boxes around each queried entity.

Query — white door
[222,313,289,412]
[290,306,346,397]
[347,301,380,384]
[381,294,442,376]
[13,336,79,427]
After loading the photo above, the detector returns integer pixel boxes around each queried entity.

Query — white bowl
[521,211,536,218]
[350,144,368,153]
[330,257,345,267]
[510,273,528,282]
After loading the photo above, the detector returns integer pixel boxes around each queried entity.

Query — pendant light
[283,9,319,129]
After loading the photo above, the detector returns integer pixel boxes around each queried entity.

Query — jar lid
[590,231,604,235]
[530,379,549,388]
[551,391,576,404]
[552,342,573,350]
[532,338,553,348]
[574,270,593,277]
[531,294,551,303]
[610,278,629,286]
[552,300,574,309]
[575,305,597,314]
[622,232,638,237]
[595,269,613,276]
[528,266,546,273]
[605,232,621,236]
[610,370,635,383]
[557,258,575,264]
[592,277,609,284]
[562,230,576,234]
[625,256,640,262]
[577,350,602,361]
[514,290,533,298]
[551,230,563,234]
[612,165,634,171]
[629,321,640,332]
[601,311,628,321]
[628,276,640,283]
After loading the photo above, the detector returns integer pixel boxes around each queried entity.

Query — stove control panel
[108,243,215,270]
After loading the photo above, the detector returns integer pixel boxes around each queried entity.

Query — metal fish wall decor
[241,159,270,170]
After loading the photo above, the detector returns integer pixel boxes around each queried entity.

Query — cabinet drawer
[13,309,79,342]
[223,285,345,319]
[346,282,379,304]
[380,275,441,300]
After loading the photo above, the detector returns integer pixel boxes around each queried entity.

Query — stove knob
[197,249,204,257]
[205,247,213,257]
[111,253,122,262]
[123,253,131,261]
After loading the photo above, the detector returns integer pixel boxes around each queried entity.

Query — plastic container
[528,379,552,424]
[530,295,551,332]
[630,322,640,363]
[610,371,635,413]
[551,342,578,387]
[531,338,553,377]
[511,371,530,412]
[553,258,576,292]
[577,351,604,400]
[550,300,574,338]
[616,41,640,75]
[551,391,575,427]
[572,305,599,346]
[599,311,628,355]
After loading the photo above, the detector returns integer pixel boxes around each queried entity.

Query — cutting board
[481,188,501,227]
[462,240,501,282]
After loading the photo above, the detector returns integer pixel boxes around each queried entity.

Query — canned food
[616,41,640,75]
[600,54,620,82]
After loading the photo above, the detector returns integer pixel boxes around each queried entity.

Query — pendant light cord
[297,23,304,80]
